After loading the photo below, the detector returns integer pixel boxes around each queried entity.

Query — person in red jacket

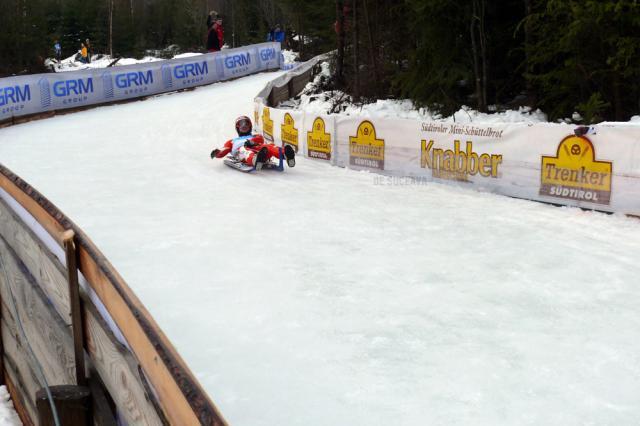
[214,18,224,49]
[210,116,295,170]
[206,11,220,52]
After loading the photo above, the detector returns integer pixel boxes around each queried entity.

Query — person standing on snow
[79,43,88,63]
[85,38,92,63]
[268,24,286,47]
[206,11,221,52]
[210,116,295,170]
[214,17,224,49]
[207,10,217,30]
[54,40,62,61]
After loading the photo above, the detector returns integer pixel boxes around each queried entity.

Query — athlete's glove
[244,140,257,148]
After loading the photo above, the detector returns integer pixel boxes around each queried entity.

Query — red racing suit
[213,134,282,165]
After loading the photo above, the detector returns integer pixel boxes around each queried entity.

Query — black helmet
[235,115,252,136]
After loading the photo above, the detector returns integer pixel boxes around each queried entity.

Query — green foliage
[1,0,638,122]
[525,0,640,121]
[576,92,610,123]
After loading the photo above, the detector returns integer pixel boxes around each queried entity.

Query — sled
[223,155,285,173]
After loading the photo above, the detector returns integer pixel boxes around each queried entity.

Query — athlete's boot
[284,144,296,167]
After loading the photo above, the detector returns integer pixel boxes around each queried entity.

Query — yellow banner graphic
[540,135,612,204]
[307,117,332,160]
[420,140,502,181]
[281,113,299,152]
[262,107,274,141]
[349,121,385,170]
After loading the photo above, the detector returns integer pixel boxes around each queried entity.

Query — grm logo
[53,78,94,97]
[224,53,251,69]
[0,85,31,106]
[174,62,208,79]
[260,48,276,62]
[115,71,153,88]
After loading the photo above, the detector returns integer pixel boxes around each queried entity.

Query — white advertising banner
[0,42,281,122]
[258,77,639,215]
[333,117,640,214]
[301,113,336,164]
[254,53,640,216]
[259,105,305,154]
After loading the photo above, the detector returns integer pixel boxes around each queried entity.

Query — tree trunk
[353,0,360,100]
[362,0,380,96]
[336,0,345,86]
[231,0,236,47]
[523,0,534,103]
[470,3,482,112]
[479,0,488,111]
[613,71,623,121]
[471,0,487,112]
[108,0,113,56]
[297,11,304,59]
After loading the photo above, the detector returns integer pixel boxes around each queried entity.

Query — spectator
[54,40,62,61]
[79,42,88,63]
[85,38,92,63]
[268,24,286,46]
[215,17,224,49]
[207,10,217,30]
[206,21,220,52]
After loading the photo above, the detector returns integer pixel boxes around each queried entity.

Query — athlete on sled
[210,116,295,171]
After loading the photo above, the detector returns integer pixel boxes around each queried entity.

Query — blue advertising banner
[0,42,281,122]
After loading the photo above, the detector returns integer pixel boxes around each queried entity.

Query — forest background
[1,0,638,123]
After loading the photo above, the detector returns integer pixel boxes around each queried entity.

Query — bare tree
[108,0,113,56]
[335,0,345,85]
[352,0,359,99]
[258,0,280,28]
[362,0,380,95]
[470,0,487,112]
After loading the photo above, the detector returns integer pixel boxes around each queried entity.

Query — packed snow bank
[0,387,21,426]
[287,59,640,125]
[281,49,300,65]
[46,48,300,73]
[287,61,548,123]
[46,53,165,73]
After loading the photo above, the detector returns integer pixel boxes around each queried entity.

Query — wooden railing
[0,164,227,425]
[255,53,328,108]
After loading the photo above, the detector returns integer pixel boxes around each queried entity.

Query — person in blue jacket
[267,24,286,46]
[54,40,62,61]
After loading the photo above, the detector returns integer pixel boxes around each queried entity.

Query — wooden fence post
[36,385,91,426]
[63,230,87,387]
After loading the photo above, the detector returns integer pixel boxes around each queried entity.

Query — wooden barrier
[265,65,315,107]
[0,164,227,425]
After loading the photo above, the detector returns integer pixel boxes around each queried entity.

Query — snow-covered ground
[1,71,640,426]
[46,52,165,73]
[46,49,298,73]
[288,61,640,126]
[0,387,21,426]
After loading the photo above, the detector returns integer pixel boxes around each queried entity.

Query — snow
[47,47,298,73]
[0,387,21,426]
[291,60,640,126]
[46,53,165,73]
[296,86,549,124]
[281,49,300,65]
[2,71,640,426]
[291,61,549,124]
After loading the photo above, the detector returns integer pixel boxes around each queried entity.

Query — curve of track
[2,71,640,425]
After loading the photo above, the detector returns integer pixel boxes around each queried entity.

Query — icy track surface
[2,71,640,426]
